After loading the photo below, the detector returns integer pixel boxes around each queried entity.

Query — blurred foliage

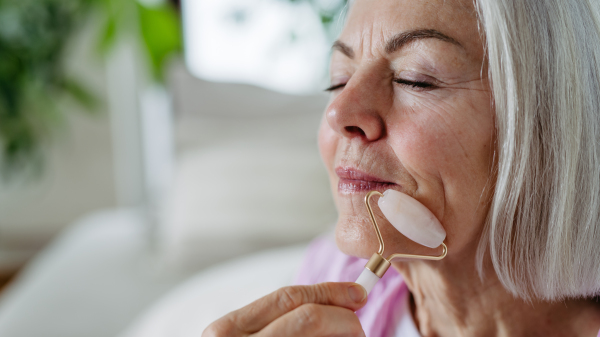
[137,3,182,80]
[0,0,342,175]
[298,0,349,40]
[96,0,182,80]
[0,0,182,176]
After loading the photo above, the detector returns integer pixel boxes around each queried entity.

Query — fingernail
[348,284,367,303]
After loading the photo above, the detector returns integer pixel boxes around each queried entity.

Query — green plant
[0,0,94,174]
[0,0,182,175]
[0,0,346,175]
[97,0,182,81]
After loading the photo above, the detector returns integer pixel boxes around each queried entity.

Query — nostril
[345,126,366,136]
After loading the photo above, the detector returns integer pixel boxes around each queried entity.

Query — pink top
[294,235,600,337]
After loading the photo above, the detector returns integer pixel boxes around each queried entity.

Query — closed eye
[324,83,346,92]
[326,79,436,92]
[394,78,436,90]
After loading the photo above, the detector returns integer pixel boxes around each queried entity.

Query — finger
[253,303,365,337]
[229,282,367,334]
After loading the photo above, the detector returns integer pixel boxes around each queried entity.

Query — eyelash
[393,78,436,89]
[324,83,346,92]
[324,79,436,92]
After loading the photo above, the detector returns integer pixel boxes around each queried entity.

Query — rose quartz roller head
[355,190,448,294]
[377,190,446,248]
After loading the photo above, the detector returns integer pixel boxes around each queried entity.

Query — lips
[336,167,398,194]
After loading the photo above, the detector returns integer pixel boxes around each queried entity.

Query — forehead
[341,0,483,60]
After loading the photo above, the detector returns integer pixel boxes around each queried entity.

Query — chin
[332,191,377,258]
[334,192,443,260]
[334,214,379,259]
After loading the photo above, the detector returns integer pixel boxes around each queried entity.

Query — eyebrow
[332,28,463,59]
[332,40,355,59]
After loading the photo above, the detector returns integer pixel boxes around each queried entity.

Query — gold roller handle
[364,191,385,255]
[387,243,447,261]
[362,191,447,278]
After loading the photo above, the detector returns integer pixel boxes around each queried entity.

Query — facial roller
[355,190,448,294]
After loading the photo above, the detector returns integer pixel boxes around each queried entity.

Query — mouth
[335,167,399,194]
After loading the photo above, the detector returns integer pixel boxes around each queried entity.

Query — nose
[325,73,386,141]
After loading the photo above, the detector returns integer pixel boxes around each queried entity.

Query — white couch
[0,209,187,337]
[0,209,307,337]
[0,71,333,336]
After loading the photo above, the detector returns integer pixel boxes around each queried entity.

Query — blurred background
[0,0,347,336]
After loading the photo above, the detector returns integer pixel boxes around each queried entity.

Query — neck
[393,252,600,337]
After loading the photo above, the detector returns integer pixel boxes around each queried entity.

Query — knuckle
[275,286,305,312]
[312,282,336,303]
[295,304,324,333]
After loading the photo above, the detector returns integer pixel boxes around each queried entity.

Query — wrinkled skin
[204,0,600,336]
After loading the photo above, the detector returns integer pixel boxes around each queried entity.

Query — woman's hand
[202,282,368,337]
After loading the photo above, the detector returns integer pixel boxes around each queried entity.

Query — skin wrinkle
[335,29,465,61]
[430,102,471,159]
[404,94,475,225]
[386,29,463,54]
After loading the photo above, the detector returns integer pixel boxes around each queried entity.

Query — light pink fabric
[294,235,410,337]
[294,235,600,337]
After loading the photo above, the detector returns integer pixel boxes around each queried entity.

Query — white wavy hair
[475,0,600,301]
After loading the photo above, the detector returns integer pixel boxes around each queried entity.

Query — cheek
[410,95,493,182]
[391,93,494,192]
[388,94,495,251]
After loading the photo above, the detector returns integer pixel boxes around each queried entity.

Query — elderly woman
[204,0,600,336]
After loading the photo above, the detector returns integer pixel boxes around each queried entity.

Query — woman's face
[319,0,495,260]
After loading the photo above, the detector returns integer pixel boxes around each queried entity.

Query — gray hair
[475,0,600,301]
